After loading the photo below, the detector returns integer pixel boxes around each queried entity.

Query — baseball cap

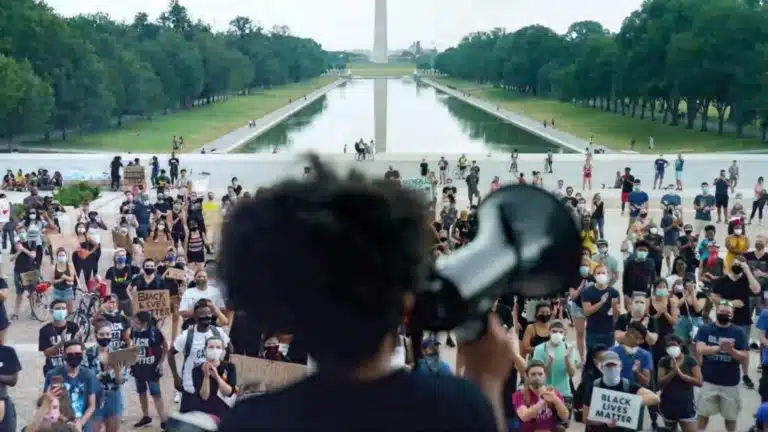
[601,351,621,367]
[422,338,441,350]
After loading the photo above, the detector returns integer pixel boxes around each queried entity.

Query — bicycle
[68,285,103,342]
[28,282,53,323]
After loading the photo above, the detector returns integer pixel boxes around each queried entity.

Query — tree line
[0,0,328,146]
[434,0,768,142]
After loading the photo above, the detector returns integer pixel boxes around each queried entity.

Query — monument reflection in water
[237,78,564,154]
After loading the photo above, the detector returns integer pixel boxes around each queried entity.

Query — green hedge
[54,182,101,207]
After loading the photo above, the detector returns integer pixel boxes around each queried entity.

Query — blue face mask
[53,309,67,322]
[115,256,127,265]
[636,251,648,260]
[579,266,590,277]
[602,366,622,386]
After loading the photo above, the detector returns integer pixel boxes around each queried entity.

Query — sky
[44,0,644,51]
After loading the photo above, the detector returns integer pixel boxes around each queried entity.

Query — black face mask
[197,317,212,329]
[176,263,186,269]
[144,268,155,276]
[731,265,743,275]
[536,314,551,323]
[716,313,731,325]
[65,353,83,368]
[97,337,111,347]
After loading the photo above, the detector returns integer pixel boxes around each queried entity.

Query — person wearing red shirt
[512,360,570,431]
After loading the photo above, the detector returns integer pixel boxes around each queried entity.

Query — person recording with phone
[218,155,517,431]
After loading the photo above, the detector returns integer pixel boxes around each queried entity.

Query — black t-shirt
[131,326,165,381]
[442,185,457,196]
[622,259,655,297]
[675,292,708,317]
[13,241,38,273]
[132,274,164,294]
[101,312,130,350]
[105,265,140,301]
[657,355,698,404]
[744,251,768,289]
[615,314,651,351]
[581,284,620,334]
[120,200,136,215]
[645,234,663,258]
[169,157,180,173]
[153,201,170,215]
[0,345,21,397]
[158,264,184,296]
[713,275,754,325]
[621,175,636,193]
[232,185,243,196]
[193,362,237,417]
[38,322,80,375]
[420,162,428,176]
[582,378,643,431]
[219,370,497,431]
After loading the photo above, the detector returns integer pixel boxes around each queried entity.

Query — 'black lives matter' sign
[132,290,171,320]
[587,387,642,430]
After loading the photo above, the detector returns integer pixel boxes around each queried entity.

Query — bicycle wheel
[70,311,92,342]
[29,289,53,322]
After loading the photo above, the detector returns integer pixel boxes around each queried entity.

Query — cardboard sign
[165,267,186,281]
[229,354,307,390]
[21,270,40,286]
[112,231,132,250]
[108,346,140,366]
[48,233,80,252]
[402,178,433,202]
[587,386,643,430]
[124,165,146,189]
[132,289,171,319]
[144,240,172,262]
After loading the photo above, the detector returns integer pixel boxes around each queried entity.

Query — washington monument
[373,0,388,63]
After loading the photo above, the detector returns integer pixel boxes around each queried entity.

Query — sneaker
[160,422,168,431]
[173,391,182,404]
[134,417,152,428]
[743,375,755,389]
[751,341,760,350]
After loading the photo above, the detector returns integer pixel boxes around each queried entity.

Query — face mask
[536,314,551,323]
[29,214,37,220]
[633,186,640,192]
[197,317,212,329]
[598,247,608,255]
[115,256,126,265]
[97,337,111,347]
[734,229,743,235]
[65,353,83,368]
[702,187,710,194]
[176,262,186,269]
[157,225,165,231]
[666,346,681,358]
[602,367,622,386]
[757,243,765,251]
[550,332,564,345]
[119,227,128,235]
[167,255,176,262]
[595,274,609,286]
[196,279,207,287]
[206,347,223,361]
[636,251,648,260]
[17,233,27,241]
[650,228,658,235]
[716,313,731,325]
[632,303,645,314]
[144,268,155,275]
[57,255,67,264]
[579,266,589,277]
[684,230,692,235]
[624,345,638,355]
[77,228,86,234]
[732,264,743,275]
[528,376,545,389]
[655,288,668,297]
[52,309,67,322]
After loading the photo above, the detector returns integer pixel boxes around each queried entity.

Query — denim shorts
[52,288,74,302]
[94,389,124,420]
[135,378,162,396]
[568,301,585,319]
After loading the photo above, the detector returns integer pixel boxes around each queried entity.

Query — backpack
[183,326,221,360]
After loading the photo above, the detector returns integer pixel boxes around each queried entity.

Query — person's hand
[732,299,745,308]
[541,389,558,404]
[600,292,609,304]
[546,348,554,365]
[173,375,183,392]
[70,420,83,432]
[565,345,575,361]
[672,360,682,374]
[209,364,220,380]
[632,360,641,373]
[461,314,514,387]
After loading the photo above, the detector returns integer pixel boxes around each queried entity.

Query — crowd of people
[1,152,768,431]
[2,169,63,192]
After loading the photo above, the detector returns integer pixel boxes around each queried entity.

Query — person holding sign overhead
[583,351,660,431]
[82,321,127,432]
[512,359,570,431]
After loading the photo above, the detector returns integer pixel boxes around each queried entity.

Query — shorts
[621,192,630,203]
[697,382,741,421]
[585,331,615,348]
[135,379,162,396]
[660,396,696,423]
[94,389,124,420]
[715,195,729,209]
[693,219,711,236]
[663,245,679,258]
[655,171,664,181]
[568,302,585,319]
[52,288,74,302]
[0,397,16,432]
[13,272,25,295]
[675,170,683,181]
[188,249,205,264]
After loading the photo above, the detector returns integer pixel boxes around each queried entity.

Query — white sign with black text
[587,386,642,430]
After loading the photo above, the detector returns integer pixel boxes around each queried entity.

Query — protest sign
[21,270,40,286]
[144,241,172,262]
[124,166,145,189]
[165,267,186,281]
[108,346,140,366]
[48,233,80,252]
[112,231,132,250]
[402,178,433,202]
[587,386,643,430]
[132,290,171,320]
[229,354,307,390]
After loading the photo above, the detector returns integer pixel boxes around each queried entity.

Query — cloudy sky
[45,0,643,51]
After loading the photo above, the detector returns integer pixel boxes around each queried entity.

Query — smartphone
[51,375,64,387]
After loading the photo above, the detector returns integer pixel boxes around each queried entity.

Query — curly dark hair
[219,154,430,370]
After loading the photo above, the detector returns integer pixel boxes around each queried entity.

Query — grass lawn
[349,62,415,77]
[435,77,764,153]
[25,77,336,153]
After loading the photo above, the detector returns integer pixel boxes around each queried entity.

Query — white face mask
[206,347,223,361]
[595,273,609,286]
[734,229,743,235]
[666,346,681,358]
[550,332,564,345]
[632,303,646,314]
[624,345,638,355]
[650,228,658,235]
[598,247,608,255]
[57,255,67,264]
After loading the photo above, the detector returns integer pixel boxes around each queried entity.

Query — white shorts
[697,382,741,421]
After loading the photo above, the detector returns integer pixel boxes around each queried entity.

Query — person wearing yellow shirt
[581,216,599,256]
[202,193,222,247]
[724,219,749,269]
